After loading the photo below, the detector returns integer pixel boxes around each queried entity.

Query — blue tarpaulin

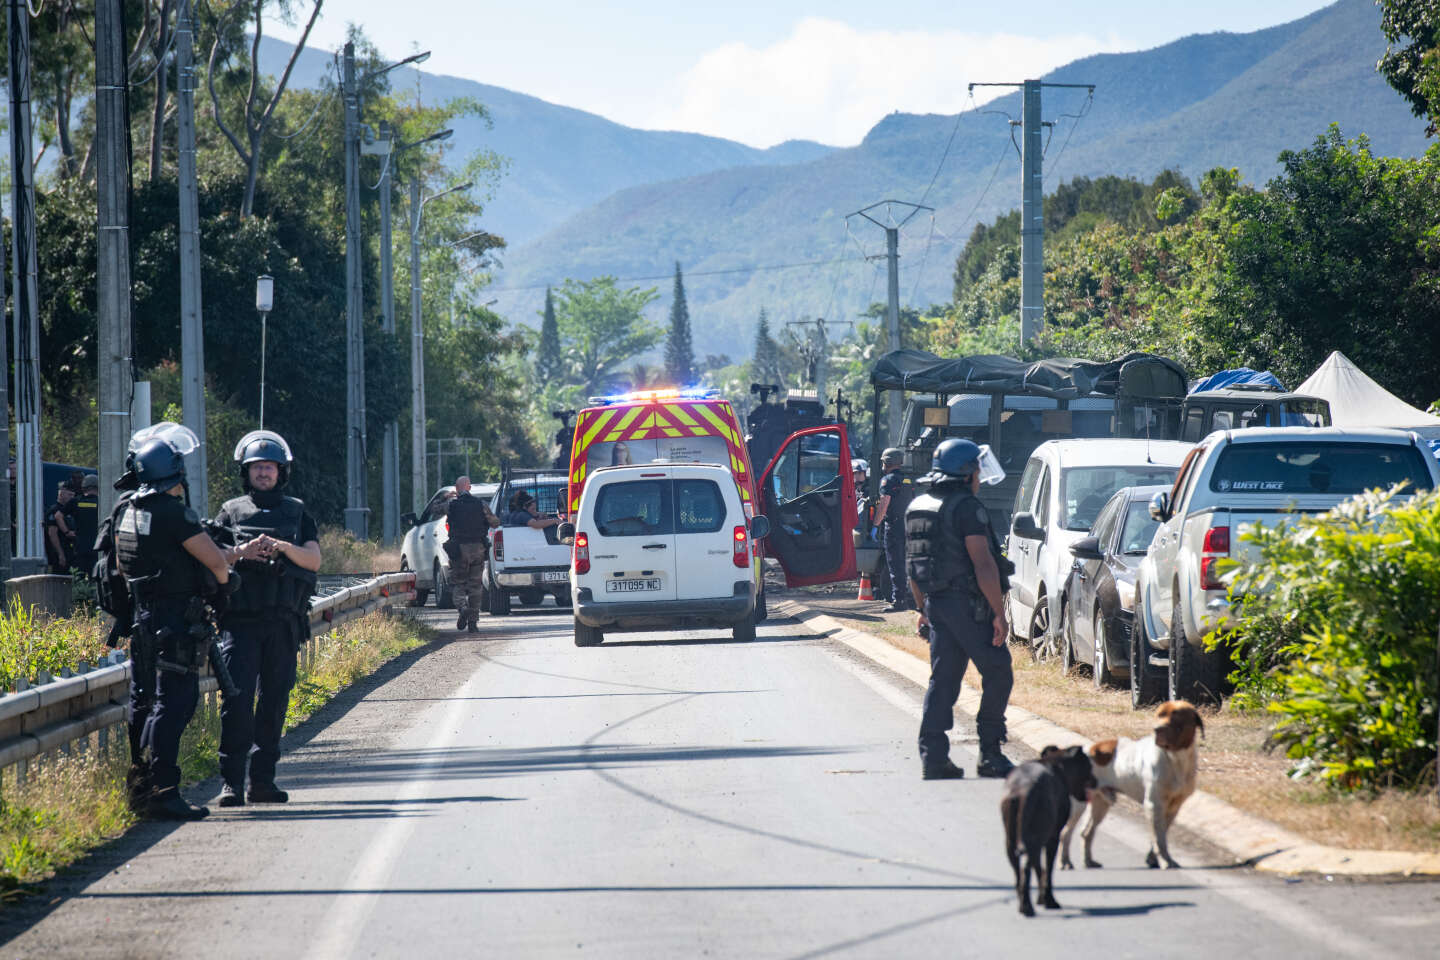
[1189,368,1285,394]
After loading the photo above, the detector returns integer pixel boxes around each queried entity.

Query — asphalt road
[5,605,1438,958]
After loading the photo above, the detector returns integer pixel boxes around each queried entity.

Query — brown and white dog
[1060,700,1204,870]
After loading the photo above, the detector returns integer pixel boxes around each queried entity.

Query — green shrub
[0,599,110,690]
[1214,487,1440,790]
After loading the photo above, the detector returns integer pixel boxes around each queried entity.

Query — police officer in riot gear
[214,430,321,806]
[115,424,232,820]
[905,438,1017,780]
[873,447,913,612]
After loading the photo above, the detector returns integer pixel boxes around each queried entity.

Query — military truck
[1178,384,1330,441]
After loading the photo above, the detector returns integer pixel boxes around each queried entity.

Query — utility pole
[849,200,931,447]
[784,318,852,410]
[970,79,1095,345]
[1,0,26,581]
[341,42,369,537]
[366,122,400,545]
[96,0,134,520]
[176,0,209,512]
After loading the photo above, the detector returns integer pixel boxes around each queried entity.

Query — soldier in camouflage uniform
[445,476,500,631]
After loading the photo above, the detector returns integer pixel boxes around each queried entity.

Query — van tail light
[492,529,504,563]
[1199,525,1230,591]
[733,525,749,568]
[574,532,590,575]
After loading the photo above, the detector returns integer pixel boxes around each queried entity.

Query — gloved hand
[210,569,240,617]
[869,526,880,543]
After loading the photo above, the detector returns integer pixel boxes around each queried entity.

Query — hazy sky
[266,1,1338,147]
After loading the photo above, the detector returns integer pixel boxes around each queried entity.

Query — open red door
[756,424,857,587]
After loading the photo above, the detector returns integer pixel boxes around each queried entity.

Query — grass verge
[788,586,1440,854]
[0,610,432,897]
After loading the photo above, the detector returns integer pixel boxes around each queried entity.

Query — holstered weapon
[183,595,241,699]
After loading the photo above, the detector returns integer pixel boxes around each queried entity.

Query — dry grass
[317,528,403,575]
[285,612,432,728]
[789,588,1440,854]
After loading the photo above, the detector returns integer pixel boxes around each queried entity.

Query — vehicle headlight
[1116,578,1136,612]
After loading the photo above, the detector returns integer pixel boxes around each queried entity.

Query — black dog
[1000,745,1096,917]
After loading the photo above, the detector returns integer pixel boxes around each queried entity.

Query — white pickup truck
[1133,427,1440,706]
[486,469,573,615]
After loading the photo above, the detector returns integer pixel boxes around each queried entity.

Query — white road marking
[302,667,481,960]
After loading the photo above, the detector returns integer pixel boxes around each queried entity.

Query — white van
[567,463,772,647]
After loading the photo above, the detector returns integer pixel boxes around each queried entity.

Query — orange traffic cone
[857,572,875,601]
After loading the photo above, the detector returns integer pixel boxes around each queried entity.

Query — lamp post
[369,125,453,543]
[256,274,274,428]
[340,43,432,539]
[409,179,473,511]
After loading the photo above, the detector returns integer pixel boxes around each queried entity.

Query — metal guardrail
[0,572,415,781]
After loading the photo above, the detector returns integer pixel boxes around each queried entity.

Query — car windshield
[1119,501,1161,554]
[1209,442,1434,495]
[1059,466,1180,531]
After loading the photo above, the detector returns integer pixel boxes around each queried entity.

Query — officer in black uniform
[872,447,913,612]
[214,430,321,807]
[905,438,1016,780]
[116,426,233,820]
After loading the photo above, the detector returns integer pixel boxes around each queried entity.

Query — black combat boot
[976,745,1016,779]
[145,788,209,821]
[921,759,966,780]
[456,607,468,630]
[125,764,152,814]
[247,781,289,804]
[218,783,245,807]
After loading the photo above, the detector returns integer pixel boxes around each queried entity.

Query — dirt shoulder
[776,580,1440,855]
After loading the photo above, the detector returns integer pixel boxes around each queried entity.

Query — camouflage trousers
[452,541,488,617]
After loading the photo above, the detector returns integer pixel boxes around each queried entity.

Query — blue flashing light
[588,386,721,406]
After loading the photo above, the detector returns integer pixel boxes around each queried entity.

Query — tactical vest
[221,494,318,618]
[905,489,973,595]
[446,494,491,544]
[115,493,203,604]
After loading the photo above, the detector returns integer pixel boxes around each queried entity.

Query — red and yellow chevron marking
[567,400,755,512]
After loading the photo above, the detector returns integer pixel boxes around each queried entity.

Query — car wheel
[479,568,491,612]
[402,557,429,607]
[754,586,768,623]
[519,588,544,607]
[435,561,455,609]
[554,589,572,609]
[574,620,603,647]
[1168,596,1222,704]
[733,618,757,642]
[490,580,511,616]
[1093,607,1115,690]
[1130,604,1165,709]
[1029,594,1058,663]
[1059,600,1078,676]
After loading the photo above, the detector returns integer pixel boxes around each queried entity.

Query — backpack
[91,493,135,644]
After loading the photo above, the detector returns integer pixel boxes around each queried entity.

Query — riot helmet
[233,430,294,490]
[923,438,1005,486]
[127,422,200,496]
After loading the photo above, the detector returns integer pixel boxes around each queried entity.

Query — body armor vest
[115,493,203,603]
[221,494,317,618]
[905,489,973,595]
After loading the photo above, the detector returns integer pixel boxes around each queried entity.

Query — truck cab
[1179,386,1330,442]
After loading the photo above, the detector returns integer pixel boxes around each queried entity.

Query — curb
[774,598,1440,878]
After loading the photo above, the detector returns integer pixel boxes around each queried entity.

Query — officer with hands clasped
[872,447,914,612]
[114,423,233,820]
[905,438,1017,780]
[214,431,321,807]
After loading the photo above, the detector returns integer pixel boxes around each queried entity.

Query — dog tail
[1001,795,1021,857]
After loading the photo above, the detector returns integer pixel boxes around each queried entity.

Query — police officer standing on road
[905,438,1017,780]
[214,431,321,807]
[446,475,501,633]
[872,448,914,612]
[116,424,233,820]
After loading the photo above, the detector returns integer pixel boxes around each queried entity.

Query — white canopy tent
[1296,351,1440,436]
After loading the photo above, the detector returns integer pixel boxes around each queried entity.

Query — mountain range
[267,0,1431,359]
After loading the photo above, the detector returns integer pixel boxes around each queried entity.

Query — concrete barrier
[5,574,75,618]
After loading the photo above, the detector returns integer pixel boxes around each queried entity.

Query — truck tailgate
[497,527,569,566]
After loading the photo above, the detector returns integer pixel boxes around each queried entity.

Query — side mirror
[400,512,417,528]
[1148,491,1170,522]
[1068,536,1104,561]
[1011,511,1046,542]
[749,515,772,540]
[557,521,576,541]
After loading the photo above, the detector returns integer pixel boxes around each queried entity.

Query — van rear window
[594,479,728,537]
[1209,442,1433,495]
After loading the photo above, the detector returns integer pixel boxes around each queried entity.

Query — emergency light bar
[587,387,720,405]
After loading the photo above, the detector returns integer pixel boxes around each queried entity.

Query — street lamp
[369,123,453,544]
[410,179,474,509]
[340,43,433,539]
[256,274,274,428]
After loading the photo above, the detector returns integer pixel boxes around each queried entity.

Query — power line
[917,89,977,206]
[1043,87,1095,186]
[487,255,868,295]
